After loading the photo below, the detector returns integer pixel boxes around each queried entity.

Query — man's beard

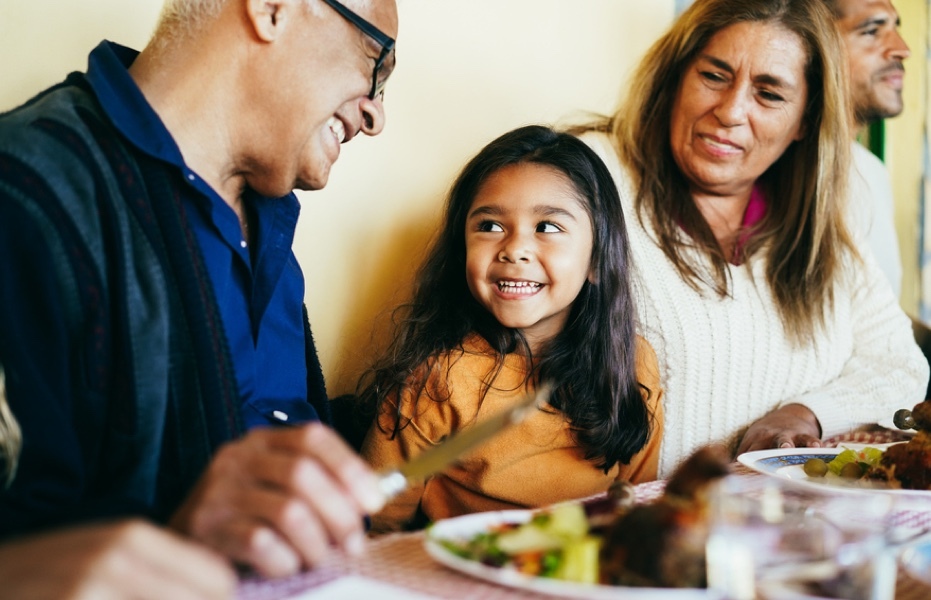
[854,62,906,126]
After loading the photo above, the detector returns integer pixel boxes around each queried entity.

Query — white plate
[736,445,931,507]
[424,509,708,599]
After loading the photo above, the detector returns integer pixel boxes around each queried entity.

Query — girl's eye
[536,222,562,233]
[477,221,503,233]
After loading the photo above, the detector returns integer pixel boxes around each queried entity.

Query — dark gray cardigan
[0,72,330,537]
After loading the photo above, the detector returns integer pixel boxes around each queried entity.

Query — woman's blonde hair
[578,0,854,343]
[0,365,21,487]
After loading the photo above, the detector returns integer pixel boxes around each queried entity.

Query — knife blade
[378,381,552,500]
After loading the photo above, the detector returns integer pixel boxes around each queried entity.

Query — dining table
[237,429,931,600]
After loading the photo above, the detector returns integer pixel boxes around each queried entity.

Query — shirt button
[240,240,247,248]
[187,174,196,181]
[272,410,289,422]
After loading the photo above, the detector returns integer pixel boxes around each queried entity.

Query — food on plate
[432,446,731,588]
[866,398,931,490]
[433,502,600,583]
[828,447,883,477]
[599,446,730,588]
[803,457,829,477]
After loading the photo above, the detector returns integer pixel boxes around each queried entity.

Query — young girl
[359,125,663,532]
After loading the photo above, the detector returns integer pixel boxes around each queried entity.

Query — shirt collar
[85,40,186,167]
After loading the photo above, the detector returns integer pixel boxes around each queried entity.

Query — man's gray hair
[156,0,371,35]
[159,0,227,30]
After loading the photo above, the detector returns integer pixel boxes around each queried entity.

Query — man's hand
[0,520,235,600]
[736,403,823,455]
[170,422,386,578]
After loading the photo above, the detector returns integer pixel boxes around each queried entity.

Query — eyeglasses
[320,0,396,100]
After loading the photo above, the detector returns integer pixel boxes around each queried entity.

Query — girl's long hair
[573,0,854,343]
[358,125,653,470]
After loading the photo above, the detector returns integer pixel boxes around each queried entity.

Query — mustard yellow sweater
[361,334,664,532]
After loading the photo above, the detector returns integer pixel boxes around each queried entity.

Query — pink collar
[731,184,768,264]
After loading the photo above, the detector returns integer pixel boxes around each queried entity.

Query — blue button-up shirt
[85,41,316,428]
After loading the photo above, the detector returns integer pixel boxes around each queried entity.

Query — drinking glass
[705,474,897,600]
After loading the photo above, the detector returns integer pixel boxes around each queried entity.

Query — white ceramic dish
[424,509,708,599]
[736,444,931,507]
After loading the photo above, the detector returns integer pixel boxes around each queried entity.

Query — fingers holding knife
[170,422,386,578]
[170,384,550,578]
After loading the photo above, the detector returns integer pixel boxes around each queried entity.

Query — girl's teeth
[498,281,541,294]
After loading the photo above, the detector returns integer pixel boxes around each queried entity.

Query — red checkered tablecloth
[237,429,931,600]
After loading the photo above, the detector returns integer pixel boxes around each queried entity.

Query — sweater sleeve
[0,189,101,537]
[783,250,928,437]
[360,386,453,533]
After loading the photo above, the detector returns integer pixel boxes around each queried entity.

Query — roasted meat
[867,398,931,490]
[597,446,730,588]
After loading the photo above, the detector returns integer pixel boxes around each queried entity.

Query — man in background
[0,0,397,582]
[827,0,910,296]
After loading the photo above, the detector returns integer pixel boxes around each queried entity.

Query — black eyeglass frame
[320,0,396,100]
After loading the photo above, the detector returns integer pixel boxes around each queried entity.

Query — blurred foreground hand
[0,519,236,600]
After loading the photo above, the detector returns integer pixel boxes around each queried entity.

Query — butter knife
[378,382,552,500]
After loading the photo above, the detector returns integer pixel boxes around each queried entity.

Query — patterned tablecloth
[237,429,931,600]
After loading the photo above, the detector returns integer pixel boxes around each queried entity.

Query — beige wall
[890,0,929,314]
[0,0,675,395]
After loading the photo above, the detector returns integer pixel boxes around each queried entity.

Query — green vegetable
[827,447,884,477]
[554,536,601,584]
[840,461,864,479]
[437,503,599,583]
[496,503,590,554]
[803,457,828,477]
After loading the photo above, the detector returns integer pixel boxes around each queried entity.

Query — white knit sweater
[582,132,929,478]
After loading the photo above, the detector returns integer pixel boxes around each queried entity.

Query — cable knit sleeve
[783,249,928,438]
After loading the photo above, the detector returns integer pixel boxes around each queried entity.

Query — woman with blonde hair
[574,0,927,477]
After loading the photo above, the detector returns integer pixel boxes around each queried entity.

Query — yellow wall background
[892,0,929,315]
[1,1,926,395]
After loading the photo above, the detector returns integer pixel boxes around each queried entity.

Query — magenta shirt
[732,183,768,264]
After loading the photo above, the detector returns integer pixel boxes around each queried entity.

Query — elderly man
[0,0,397,579]
[827,0,910,296]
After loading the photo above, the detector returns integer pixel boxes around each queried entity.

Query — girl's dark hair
[358,125,653,470]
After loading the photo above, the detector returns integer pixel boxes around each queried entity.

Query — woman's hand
[736,403,822,455]
[0,520,235,600]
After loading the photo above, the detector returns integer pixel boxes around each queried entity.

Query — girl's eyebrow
[698,54,798,91]
[467,205,502,219]
[536,205,579,221]
[467,204,580,221]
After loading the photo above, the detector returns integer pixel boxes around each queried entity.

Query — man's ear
[246,0,287,42]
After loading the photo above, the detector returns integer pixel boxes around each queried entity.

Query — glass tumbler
[705,474,896,600]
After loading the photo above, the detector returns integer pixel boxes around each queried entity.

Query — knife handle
[378,470,408,500]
